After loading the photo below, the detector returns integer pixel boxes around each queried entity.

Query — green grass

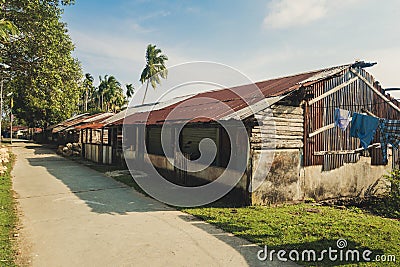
[0,151,16,266]
[69,155,399,266]
[183,204,399,266]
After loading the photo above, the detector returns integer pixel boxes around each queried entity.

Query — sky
[62,0,400,102]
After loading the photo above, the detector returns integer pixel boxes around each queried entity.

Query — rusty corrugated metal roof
[75,122,106,130]
[111,65,349,126]
[75,113,114,130]
[101,94,197,127]
[47,113,89,130]
[81,112,114,123]
[52,114,95,133]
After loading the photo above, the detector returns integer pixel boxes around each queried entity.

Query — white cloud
[137,10,170,21]
[263,0,360,29]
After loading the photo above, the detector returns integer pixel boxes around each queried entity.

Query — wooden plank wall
[251,104,303,150]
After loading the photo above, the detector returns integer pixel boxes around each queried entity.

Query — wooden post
[100,128,104,164]
[303,101,309,166]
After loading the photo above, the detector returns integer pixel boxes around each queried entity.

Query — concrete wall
[302,153,392,201]
[250,148,392,205]
[251,149,303,204]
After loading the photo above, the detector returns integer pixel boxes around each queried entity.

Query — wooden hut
[87,62,400,205]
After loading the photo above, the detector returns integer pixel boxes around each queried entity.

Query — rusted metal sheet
[51,113,94,133]
[75,113,114,130]
[102,94,196,126]
[82,112,114,123]
[47,113,88,131]
[304,67,400,168]
[115,68,334,126]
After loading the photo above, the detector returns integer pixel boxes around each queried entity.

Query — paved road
[12,143,295,267]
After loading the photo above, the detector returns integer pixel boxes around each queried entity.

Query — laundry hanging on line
[379,119,400,164]
[332,108,400,164]
[334,108,351,131]
[350,112,380,150]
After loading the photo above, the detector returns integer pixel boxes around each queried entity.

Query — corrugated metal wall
[304,68,400,169]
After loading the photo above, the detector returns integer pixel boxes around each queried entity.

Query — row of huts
[45,62,400,205]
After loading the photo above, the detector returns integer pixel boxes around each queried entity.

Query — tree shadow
[24,145,172,215]
[178,213,299,267]
[25,144,57,155]
[20,143,300,266]
[179,214,385,266]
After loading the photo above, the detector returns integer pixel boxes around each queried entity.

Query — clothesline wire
[311,98,399,109]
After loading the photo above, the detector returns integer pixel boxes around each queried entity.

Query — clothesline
[314,143,381,156]
[311,98,399,109]
[311,108,400,164]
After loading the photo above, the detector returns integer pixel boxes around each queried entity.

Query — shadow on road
[21,143,296,266]
[25,145,171,215]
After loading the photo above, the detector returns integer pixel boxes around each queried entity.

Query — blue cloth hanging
[350,113,379,149]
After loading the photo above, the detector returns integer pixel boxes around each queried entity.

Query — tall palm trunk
[84,89,88,112]
[142,80,150,104]
[101,93,104,111]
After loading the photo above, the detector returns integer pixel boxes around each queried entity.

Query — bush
[385,169,400,203]
[369,169,400,219]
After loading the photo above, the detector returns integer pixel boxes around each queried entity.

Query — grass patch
[0,151,16,266]
[183,204,399,266]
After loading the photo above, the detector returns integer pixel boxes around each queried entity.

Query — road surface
[12,143,295,266]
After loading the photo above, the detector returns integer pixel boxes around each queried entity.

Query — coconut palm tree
[140,44,168,104]
[96,75,126,112]
[82,73,94,112]
[98,75,108,110]
[126,83,134,98]
[103,76,122,111]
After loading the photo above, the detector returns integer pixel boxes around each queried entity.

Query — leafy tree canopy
[78,73,130,114]
[0,0,82,128]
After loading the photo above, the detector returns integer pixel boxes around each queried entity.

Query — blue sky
[62,0,400,100]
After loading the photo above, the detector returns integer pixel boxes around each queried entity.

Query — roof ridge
[254,63,352,84]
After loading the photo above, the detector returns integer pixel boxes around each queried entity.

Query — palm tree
[82,73,94,112]
[103,76,121,111]
[126,84,134,98]
[98,75,108,110]
[97,75,126,112]
[140,44,168,104]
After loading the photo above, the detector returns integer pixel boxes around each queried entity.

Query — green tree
[1,0,82,128]
[140,44,168,104]
[126,83,134,98]
[82,73,94,112]
[0,18,18,44]
[97,75,126,112]
[97,75,107,110]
